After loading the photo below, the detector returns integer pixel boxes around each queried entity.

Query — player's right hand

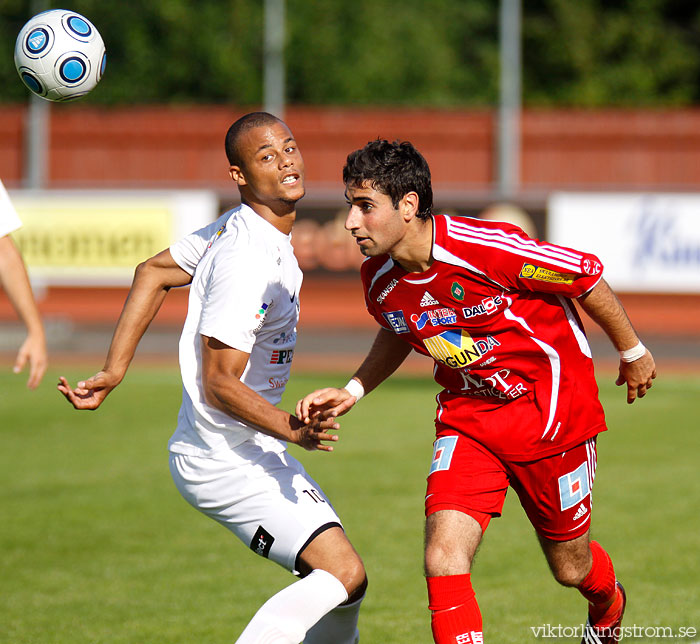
[57,371,119,410]
[296,387,357,424]
[289,414,340,452]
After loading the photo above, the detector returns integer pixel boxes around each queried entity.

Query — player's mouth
[281,173,300,185]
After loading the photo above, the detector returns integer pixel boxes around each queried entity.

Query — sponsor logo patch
[250,525,275,558]
[410,308,457,330]
[206,224,226,250]
[270,349,294,364]
[520,263,575,284]
[462,296,503,319]
[377,278,398,303]
[272,330,296,345]
[253,301,272,333]
[423,329,500,368]
[382,310,409,334]
[558,462,591,511]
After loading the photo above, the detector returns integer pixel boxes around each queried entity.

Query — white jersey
[168,203,302,457]
[0,180,22,237]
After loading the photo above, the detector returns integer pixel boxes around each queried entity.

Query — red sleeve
[434,215,603,298]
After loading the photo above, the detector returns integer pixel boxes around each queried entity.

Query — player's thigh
[169,446,342,573]
[424,432,509,575]
[507,436,598,541]
[425,431,509,524]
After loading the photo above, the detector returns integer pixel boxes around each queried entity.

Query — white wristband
[343,378,365,401]
[619,341,646,363]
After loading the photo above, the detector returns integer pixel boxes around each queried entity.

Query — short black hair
[225,111,283,167]
[343,139,433,220]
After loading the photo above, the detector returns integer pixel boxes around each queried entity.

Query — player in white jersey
[0,179,47,388]
[58,113,366,644]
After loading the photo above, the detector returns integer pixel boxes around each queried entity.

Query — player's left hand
[14,331,48,389]
[296,387,357,424]
[616,349,657,404]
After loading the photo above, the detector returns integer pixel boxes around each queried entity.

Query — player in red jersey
[297,139,656,644]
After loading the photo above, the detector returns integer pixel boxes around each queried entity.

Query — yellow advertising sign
[15,203,171,268]
[9,190,217,285]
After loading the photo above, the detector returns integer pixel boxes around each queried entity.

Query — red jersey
[361,215,608,461]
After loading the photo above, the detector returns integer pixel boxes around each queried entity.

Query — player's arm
[577,278,656,404]
[0,235,47,389]
[296,327,412,422]
[58,249,192,409]
[200,335,339,452]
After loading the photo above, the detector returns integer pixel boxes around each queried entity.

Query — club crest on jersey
[382,310,409,334]
[410,308,457,330]
[558,462,591,511]
[582,258,602,275]
[462,296,503,320]
[520,263,575,284]
[423,329,500,368]
[450,281,465,301]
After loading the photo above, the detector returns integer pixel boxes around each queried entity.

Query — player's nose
[345,207,360,230]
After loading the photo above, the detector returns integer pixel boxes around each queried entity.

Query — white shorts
[168,442,342,572]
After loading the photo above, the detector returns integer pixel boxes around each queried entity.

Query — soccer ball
[14,9,106,102]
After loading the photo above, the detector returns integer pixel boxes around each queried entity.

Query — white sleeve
[0,180,22,238]
[199,244,272,353]
[170,211,231,276]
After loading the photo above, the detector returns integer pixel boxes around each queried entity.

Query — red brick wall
[2,105,700,192]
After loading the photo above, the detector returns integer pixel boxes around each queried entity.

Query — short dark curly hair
[343,139,433,220]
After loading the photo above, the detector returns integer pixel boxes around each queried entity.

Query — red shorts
[425,431,598,541]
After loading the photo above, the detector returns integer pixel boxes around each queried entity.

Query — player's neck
[391,216,433,274]
[243,198,297,235]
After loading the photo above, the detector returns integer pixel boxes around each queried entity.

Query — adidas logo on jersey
[573,503,588,521]
[420,291,439,306]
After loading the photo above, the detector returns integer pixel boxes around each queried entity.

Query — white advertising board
[548,192,700,293]
[8,190,218,286]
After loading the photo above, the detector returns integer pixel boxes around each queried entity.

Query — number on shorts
[429,436,458,475]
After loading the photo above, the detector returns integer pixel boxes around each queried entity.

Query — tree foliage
[1,0,700,106]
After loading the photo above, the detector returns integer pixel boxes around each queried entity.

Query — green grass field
[1,366,698,643]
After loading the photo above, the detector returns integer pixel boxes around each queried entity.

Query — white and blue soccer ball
[14,9,106,102]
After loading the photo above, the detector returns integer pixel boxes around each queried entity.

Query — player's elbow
[201,367,237,415]
[201,375,225,410]
[133,255,160,283]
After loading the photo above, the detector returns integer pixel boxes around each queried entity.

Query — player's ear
[400,191,420,221]
[229,165,247,186]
